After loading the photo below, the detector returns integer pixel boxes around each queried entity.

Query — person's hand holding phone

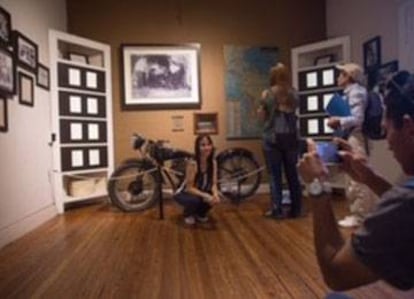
[334,138,374,184]
[297,139,329,183]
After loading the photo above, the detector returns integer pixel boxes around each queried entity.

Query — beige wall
[66,0,326,166]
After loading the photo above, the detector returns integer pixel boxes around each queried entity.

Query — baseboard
[0,205,57,249]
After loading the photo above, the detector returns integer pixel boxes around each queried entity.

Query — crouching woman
[174,134,220,225]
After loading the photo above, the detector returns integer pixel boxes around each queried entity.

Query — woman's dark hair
[194,134,215,185]
[384,71,414,129]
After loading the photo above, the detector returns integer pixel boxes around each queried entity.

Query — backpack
[362,91,386,140]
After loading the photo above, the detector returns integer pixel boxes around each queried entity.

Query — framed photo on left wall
[12,30,38,73]
[120,43,201,110]
[0,6,12,46]
[0,45,15,98]
[36,63,50,90]
[18,72,34,107]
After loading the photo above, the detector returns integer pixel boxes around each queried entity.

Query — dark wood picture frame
[12,30,38,73]
[120,43,201,110]
[18,72,34,107]
[36,63,50,90]
[0,45,16,98]
[193,112,218,135]
[0,97,7,132]
[0,6,12,47]
[363,36,381,72]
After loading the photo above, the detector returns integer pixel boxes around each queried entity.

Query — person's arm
[311,195,379,290]
[184,160,214,203]
[298,142,379,290]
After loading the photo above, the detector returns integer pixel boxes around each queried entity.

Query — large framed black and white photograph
[363,36,381,72]
[121,43,201,110]
[37,63,50,90]
[0,46,15,98]
[12,30,38,73]
[0,6,12,46]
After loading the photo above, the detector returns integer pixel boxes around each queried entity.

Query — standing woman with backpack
[327,63,377,228]
[257,63,302,219]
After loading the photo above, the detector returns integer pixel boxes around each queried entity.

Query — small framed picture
[12,30,38,73]
[0,6,12,46]
[0,97,7,132]
[363,36,381,72]
[69,52,89,64]
[194,112,218,135]
[314,54,334,66]
[18,72,34,107]
[37,63,50,90]
[0,45,16,98]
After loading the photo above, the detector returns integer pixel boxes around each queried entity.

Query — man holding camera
[297,71,414,292]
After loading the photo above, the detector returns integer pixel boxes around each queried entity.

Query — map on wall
[224,45,278,139]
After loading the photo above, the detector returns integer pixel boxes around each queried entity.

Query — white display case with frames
[292,36,350,139]
[49,30,114,213]
[291,36,350,189]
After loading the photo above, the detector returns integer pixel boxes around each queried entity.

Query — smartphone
[315,141,341,165]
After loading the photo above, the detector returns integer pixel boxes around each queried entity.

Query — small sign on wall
[171,115,184,132]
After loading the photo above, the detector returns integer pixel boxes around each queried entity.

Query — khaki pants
[344,134,377,217]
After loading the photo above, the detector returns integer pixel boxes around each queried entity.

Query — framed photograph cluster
[299,116,334,137]
[120,43,201,110]
[299,91,336,114]
[61,146,108,171]
[298,66,338,91]
[58,63,105,92]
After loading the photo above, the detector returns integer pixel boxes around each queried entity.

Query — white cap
[336,63,364,84]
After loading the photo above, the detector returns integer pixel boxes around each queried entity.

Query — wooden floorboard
[0,194,411,299]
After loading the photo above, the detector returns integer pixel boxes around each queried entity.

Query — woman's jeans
[263,142,302,216]
[174,191,211,217]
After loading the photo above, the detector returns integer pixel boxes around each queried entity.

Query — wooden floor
[0,194,411,299]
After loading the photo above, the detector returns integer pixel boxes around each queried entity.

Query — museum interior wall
[66,0,327,166]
